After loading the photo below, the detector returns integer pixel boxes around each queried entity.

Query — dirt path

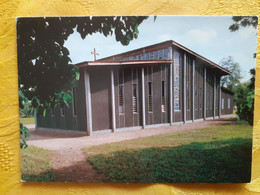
[26,116,235,182]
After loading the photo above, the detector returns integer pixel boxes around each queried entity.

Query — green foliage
[229,16,258,32]
[220,56,242,91]
[234,68,255,126]
[84,121,252,183]
[21,146,55,182]
[228,16,256,126]
[20,123,29,149]
[17,16,148,148]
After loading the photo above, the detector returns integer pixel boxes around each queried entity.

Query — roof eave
[76,60,173,67]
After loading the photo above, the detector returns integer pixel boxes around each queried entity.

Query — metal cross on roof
[91,48,99,61]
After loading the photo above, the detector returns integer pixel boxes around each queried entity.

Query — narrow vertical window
[161,81,166,112]
[228,98,230,109]
[187,82,190,110]
[119,85,124,114]
[199,87,202,110]
[174,51,180,111]
[216,83,219,109]
[222,98,224,110]
[72,87,77,116]
[148,81,153,112]
[210,92,212,109]
[133,84,137,113]
[118,69,124,114]
[195,86,198,110]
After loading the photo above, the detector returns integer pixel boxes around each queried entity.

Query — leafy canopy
[234,69,255,126]
[229,16,258,32]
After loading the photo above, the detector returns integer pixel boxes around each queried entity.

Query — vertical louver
[161,81,165,112]
[119,84,124,114]
[133,84,137,113]
[148,82,152,112]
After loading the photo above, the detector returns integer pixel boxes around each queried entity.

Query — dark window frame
[161,80,166,112]
[132,83,138,114]
[148,81,153,113]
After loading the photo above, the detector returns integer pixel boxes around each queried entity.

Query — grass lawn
[83,120,252,183]
[20,117,35,125]
[21,146,55,182]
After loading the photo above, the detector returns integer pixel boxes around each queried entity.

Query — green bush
[234,69,255,126]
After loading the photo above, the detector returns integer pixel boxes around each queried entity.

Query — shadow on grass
[88,138,252,183]
[22,170,55,182]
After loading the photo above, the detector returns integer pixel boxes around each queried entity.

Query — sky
[64,16,258,82]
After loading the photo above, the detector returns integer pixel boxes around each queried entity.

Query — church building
[36,40,234,135]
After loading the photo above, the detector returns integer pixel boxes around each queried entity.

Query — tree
[234,69,255,126]
[17,16,149,148]
[220,56,242,91]
[229,16,258,32]
[228,16,257,126]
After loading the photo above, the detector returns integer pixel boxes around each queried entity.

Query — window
[187,82,190,110]
[149,51,154,59]
[210,92,212,109]
[158,49,163,59]
[148,82,153,112]
[216,92,219,109]
[133,84,137,113]
[61,108,65,116]
[161,81,166,112]
[195,86,198,110]
[118,69,124,114]
[72,87,77,116]
[154,50,158,59]
[199,87,202,110]
[228,98,231,109]
[174,51,180,111]
[119,85,124,114]
[222,98,224,110]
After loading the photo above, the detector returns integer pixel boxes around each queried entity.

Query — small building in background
[36,40,234,135]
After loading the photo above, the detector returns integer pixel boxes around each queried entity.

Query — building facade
[37,40,234,135]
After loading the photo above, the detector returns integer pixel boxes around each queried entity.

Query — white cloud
[238,27,257,39]
[185,28,217,45]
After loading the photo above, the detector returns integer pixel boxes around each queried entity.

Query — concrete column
[169,62,173,125]
[141,67,146,128]
[84,68,92,136]
[34,111,38,129]
[204,67,207,120]
[183,54,187,123]
[192,59,195,122]
[219,78,222,117]
[111,69,116,132]
[213,75,216,119]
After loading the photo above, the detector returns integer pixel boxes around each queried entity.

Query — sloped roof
[99,40,231,76]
